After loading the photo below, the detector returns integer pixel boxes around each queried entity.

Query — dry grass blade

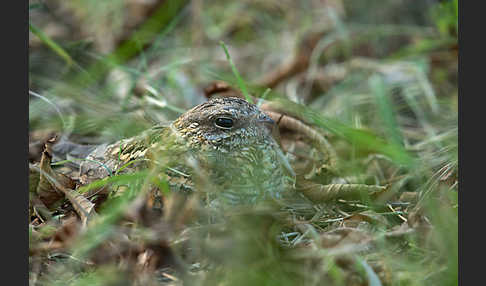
[297,182,387,202]
[62,188,98,228]
[264,110,338,168]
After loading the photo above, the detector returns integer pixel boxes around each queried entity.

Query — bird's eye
[214,117,234,129]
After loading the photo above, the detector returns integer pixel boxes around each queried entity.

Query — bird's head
[172,97,276,152]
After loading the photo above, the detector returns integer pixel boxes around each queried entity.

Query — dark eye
[214,117,234,129]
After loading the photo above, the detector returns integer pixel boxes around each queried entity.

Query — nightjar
[52,97,293,205]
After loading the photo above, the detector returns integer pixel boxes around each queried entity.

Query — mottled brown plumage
[54,97,293,205]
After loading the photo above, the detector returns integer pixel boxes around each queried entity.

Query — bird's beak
[257,114,275,132]
[257,115,275,125]
[257,114,281,142]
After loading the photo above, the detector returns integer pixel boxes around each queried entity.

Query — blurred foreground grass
[29,0,457,285]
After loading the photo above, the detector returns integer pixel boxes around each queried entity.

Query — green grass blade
[219,41,254,104]
[29,22,74,67]
[369,74,404,147]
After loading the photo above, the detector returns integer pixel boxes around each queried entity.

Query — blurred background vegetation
[29,0,458,285]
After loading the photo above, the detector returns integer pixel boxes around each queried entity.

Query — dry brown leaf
[33,138,98,227]
[320,227,373,249]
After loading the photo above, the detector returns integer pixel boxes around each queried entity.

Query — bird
[51,97,294,206]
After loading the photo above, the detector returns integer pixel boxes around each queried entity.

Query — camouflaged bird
[52,97,294,205]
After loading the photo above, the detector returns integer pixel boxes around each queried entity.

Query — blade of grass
[219,41,253,104]
[76,170,149,194]
[29,22,74,67]
[356,257,383,286]
[29,90,67,131]
[369,74,404,147]
[257,88,272,107]
[201,66,281,101]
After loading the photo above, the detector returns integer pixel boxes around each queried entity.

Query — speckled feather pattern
[78,97,290,204]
